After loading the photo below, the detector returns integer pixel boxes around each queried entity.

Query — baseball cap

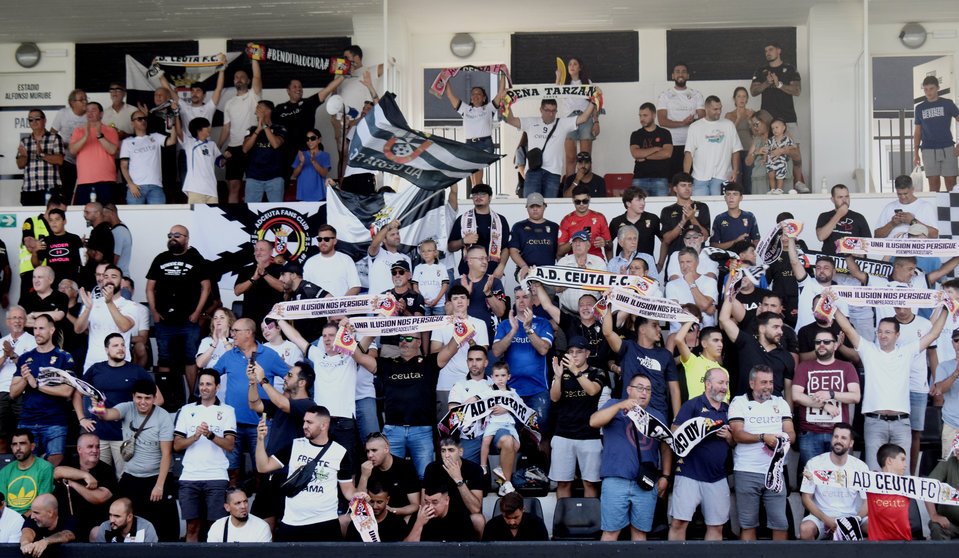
[908,223,929,236]
[568,336,591,350]
[682,223,703,237]
[280,262,303,276]
[390,260,411,272]
[571,230,590,242]
[526,192,546,207]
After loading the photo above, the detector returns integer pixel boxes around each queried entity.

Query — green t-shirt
[0,458,55,514]
[679,353,730,403]
[929,457,959,525]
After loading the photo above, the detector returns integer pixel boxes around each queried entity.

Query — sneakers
[492,466,507,483]
[795,181,810,193]
[498,481,515,496]
[769,188,784,195]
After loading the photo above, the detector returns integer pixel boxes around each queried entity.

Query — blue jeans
[155,322,202,366]
[632,177,669,197]
[354,397,380,441]
[383,424,433,479]
[126,183,166,204]
[18,423,67,457]
[521,390,551,435]
[228,423,259,471]
[524,169,560,198]
[75,181,114,203]
[692,177,725,196]
[246,177,284,203]
[424,304,445,316]
[798,431,832,473]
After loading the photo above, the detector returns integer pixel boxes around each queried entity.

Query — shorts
[18,423,67,457]
[734,470,788,530]
[909,391,928,431]
[186,192,219,205]
[785,122,802,148]
[669,475,730,525]
[468,136,495,154]
[489,425,519,450]
[179,479,230,521]
[566,111,595,141]
[155,322,202,366]
[922,147,959,177]
[801,514,833,540]
[600,476,658,532]
[548,436,602,482]
[224,146,248,181]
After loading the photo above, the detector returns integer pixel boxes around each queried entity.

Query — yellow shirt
[679,353,729,402]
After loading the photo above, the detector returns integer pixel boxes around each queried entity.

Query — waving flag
[348,92,502,191]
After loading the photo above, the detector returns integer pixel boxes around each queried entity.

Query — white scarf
[461,209,503,262]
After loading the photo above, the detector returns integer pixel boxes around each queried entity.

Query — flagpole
[396,189,445,223]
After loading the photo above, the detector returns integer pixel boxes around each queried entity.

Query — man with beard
[218,58,262,203]
[146,225,210,405]
[798,422,868,540]
[603,313,679,418]
[720,296,795,402]
[448,183,510,278]
[787,236,850,330]
[446,346,493,464]
[79,202,113,291]
[18,494,75,554]
[791,330,860,474]
[302,224,361,297]
[815,184,871,255]
[729,365,796,540]
[629,104,674,197]
[0,430,54,514]
[658,63,705,181]
[751,41,806,191]
[668,368,734,541]
[355,433,420,521]
[74,264,136,372]
[207,487,272,542]
[234,239,284,328]
[277,262,331,343]
[164,55,225,139]
[53,433,116,542]
[367,220,410,297]
[94,498,157,543]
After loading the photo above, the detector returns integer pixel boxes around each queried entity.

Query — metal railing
[424,126,505,196]
[872,109,915,193]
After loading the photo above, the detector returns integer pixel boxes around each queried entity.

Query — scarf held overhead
[266,295,397,320]
[837,237,959,257]
[429,65,512,98]
[499,85,603,118]
[246,43,351,74]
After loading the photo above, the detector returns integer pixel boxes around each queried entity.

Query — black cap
[280,262,303,276]
[568,336,590,350]
[390,260,411,272]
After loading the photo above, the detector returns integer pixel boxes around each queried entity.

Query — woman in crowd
[444,76,507,186]
[556,57,599,177]
[725,87,755,193]
[291,128,331,201]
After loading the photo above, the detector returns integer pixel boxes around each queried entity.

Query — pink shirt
[70,125,119,184]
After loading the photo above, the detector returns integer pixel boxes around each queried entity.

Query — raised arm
[277,319,310,354]
[786,236,808,282]
[674,320,696,362]
[718,293,741,341]
[211,54,227,106]
[833,309,861,350]
[920,309,949,352]
[532,282,561,323]
[445,85,462,110]
[601,309,623,354]
[251,57,262,97]
[927,256,959,286]
[844,255,868,286]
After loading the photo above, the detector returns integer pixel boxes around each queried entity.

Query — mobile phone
[894,209,902,214]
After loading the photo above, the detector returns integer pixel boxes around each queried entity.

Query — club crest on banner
[251,208,315,264]
[384,136,433,164]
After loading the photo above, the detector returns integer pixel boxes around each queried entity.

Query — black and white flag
[348,92,502,191]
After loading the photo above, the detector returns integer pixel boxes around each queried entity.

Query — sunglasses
[398,336,417,342]
[109,87,125,92]
[814,339,835,345]
[317,236,335,243]
[133,116,148,122]
[391,268,407,276]
[306,136,319,141]
[167,232,186,239]
[573,199,589,205]
[27,116,44,122]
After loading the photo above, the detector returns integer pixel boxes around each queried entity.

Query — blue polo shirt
[672,393,730,483]
[618,341,678,418]
[493,316,554,396]
[711,210,760,245]
[15,348,76,426]
[508,218,559,268]
[212,343,289,425]
[598,399,664,480]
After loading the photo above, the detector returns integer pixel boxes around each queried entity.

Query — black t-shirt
[659,202,710,254]
[41,232,83,284]
[263,397,316,458]
[797,321,855,359]
[815,209,872,255]
[245,124,288,180]
[734,330,795,397]
[345,511,410,542]
[146,246,208,325]
[752,63,801,122]
[88,222,115,263]
[609,212,661,257]
[737,287,774,330]
[367,458,421,510]
[422,458,485,517]
[54,459,117,533]
[21,290,68,335]
[448,212,511,275]
[766,246,806,329]
[561,174,606,198]
[419,507,477,542]
[629,126,673,179]
[287,279,331,343]
[559,315,610,372]
[275,94,323,153]
[552,366,609,440]
[377,353,440,426]
[234,262,284,326]
[380,287,425,346]
[23,513,79,541]
[507,219,559,269]
[482,513,550,541]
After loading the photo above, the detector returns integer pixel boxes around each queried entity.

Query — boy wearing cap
[557,185,611,260]
[560,152,606,198]
[508,193,559,281]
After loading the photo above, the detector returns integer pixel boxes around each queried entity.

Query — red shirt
[558,210,611,260]
[867,492,911,540]
[70,125,119,185]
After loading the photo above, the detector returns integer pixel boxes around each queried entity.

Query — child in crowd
[867,444,912,541]
[181,117,222,204]
[412,239,448,315]
[765,119,795,195]
[480,362,522,496]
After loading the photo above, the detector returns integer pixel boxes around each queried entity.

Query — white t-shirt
[434,316,490,392]
[866,273,929,323]
[174,402,237,481]
[273,437,351,526]
[120,133,167,186]
[799,453,868,517]
[0,333,36,392]
[895,315,933,392]
[304,251,360,297]
[684,118,743,181]
[562,79,592,114]
[664,274,719,334]
[556,253,607,313]
[729,393,792,474]
[102,103,137,136]
[51,107,88,164]
[448,377,492,406]
[412,262,448,304]
[0,500,24,543]
[266,339,303,390]
[207,515,272,543]
[180,100,217,138]
[182,136,221,197]
[936,319,958,364]
[366,249,410,298]
[657,87,704,145]
[857,340,919,414]
[519,117,578,175]
[306,345,357,418]
[876,198,938,239]
[82,297,139,371]
[129,299,151,335]
[457,102,497,139]
[664,250,719,281]
[223,90,260,147]
[197,336,232,401]
[797,276,849,330]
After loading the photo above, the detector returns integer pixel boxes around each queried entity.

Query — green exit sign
[0,215,16,228]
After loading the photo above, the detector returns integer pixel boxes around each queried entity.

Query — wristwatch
[97,133,105,139]
[829,390,835,400]
[259,378,269,386]
[455,479,465,487]
[206,432,216,441]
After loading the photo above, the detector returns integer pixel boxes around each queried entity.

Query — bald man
[20,494,76,556]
